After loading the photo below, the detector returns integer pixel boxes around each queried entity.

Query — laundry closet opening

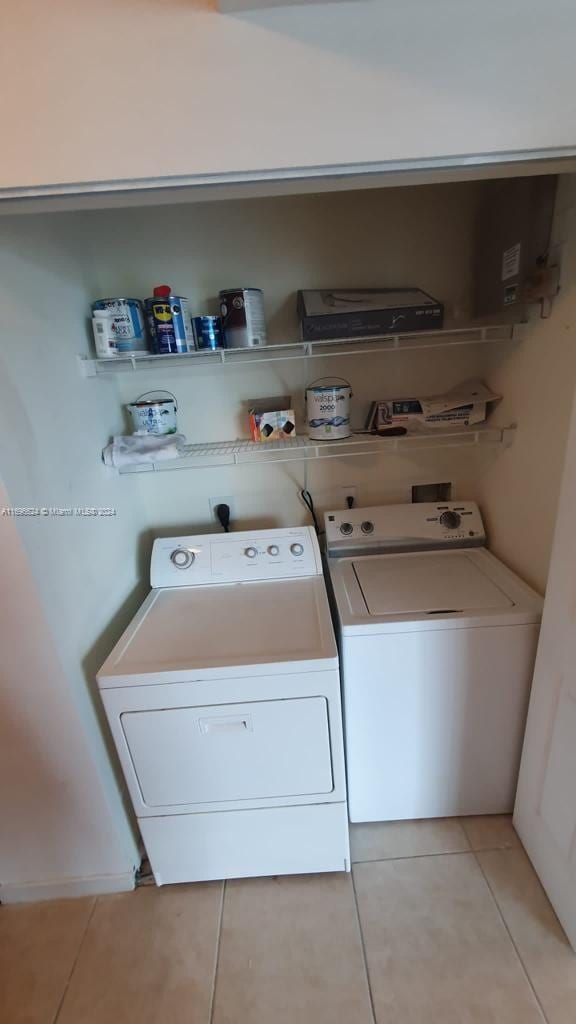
[2,166,576,899]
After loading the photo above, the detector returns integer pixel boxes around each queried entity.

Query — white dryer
[324,503,543,823]
[98,526,349,885]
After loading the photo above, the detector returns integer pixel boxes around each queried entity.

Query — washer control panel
[325,502,486,555]
[151,526,322,588]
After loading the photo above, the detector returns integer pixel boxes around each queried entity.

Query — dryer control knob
[439,510,461,530]
[267,544,280,556]
[340,522,353,536]
[170,548,194,569]
[361,521,375,534]
[290,543,304,556]
[245,547,258,559]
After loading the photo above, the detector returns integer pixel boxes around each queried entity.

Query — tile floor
[2,816,575,1024]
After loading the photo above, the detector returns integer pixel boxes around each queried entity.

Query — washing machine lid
[328,547,543,635]
[353,551,513,616]
[98,576,337,687]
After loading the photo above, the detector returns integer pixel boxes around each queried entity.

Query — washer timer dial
[439,510,462,530]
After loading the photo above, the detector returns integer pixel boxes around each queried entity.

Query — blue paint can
[192,315,225,350]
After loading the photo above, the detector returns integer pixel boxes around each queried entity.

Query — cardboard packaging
[297,288,444,341]
[365,380,500,434]
[249,397,296,442]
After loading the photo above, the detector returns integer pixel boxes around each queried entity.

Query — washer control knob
[340,522,353,536]
[170,548,194,569]
[245,547,258,559]
[290,543,304,556]
[439,510,461,530]
[361,521,375,535]
[268,544,280,556]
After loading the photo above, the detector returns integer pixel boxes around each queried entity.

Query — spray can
[145,285,193,354]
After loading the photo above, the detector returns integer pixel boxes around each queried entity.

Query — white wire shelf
[116,424,515,474]
[81,322,525,375]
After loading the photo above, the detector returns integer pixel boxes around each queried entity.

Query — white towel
[103,433,187,468]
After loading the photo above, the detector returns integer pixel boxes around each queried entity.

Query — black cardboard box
[297,288,444,341]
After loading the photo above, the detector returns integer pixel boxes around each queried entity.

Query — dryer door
[119,696,334,811]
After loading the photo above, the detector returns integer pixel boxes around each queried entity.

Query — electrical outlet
[338,485,357,506]
[209,496,236,524]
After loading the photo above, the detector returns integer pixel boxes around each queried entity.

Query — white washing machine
[324,502,543,823]
[98,526,349,885]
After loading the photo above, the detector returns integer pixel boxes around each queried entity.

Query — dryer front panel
[100,671,345,817]
[121,697,333,809]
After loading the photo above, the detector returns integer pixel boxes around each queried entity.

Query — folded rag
[102,433,187,468]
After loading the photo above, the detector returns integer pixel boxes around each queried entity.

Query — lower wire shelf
[115,425,515,474]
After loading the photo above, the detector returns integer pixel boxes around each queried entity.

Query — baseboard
[0,870,136,904]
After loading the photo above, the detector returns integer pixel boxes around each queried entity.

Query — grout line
[350,868,378,1024]
[351,848,473,866]
[52,896,98,1024]
[473,851,550,1024]
[208,880,226,1024]
[350,840,526,867]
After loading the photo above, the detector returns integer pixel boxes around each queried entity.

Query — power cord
[215,503,231,533]
[299,489,322,536]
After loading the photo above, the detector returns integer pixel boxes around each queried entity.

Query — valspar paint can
[219,288,267,348]
[91,298,147,352]
[306,377,352,440]
[145,285,193,354]
[127,391,178,435]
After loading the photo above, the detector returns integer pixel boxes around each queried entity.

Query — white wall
[477,175,576,593]
[0,478,137,901]
[0,215,144,898]
[1,0,576,190]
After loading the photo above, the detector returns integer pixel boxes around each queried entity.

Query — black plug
[216,503,231,533]
[346,494,355,509]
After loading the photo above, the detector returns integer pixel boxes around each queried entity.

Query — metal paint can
[306,377,352,440]
[90,298,147,352]
[192,315,225,350]
[127,391,178,435]
[219,288,267,348]
[145,285,193,354]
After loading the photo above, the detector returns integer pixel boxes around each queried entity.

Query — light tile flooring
[2,816,576,1024]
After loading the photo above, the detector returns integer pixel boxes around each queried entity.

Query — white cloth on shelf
[102,433,187,467]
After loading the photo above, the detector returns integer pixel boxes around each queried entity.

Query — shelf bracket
[77,355,97,378]
[502,425,517,449]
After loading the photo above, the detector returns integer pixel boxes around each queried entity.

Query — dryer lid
[352,551,514,616]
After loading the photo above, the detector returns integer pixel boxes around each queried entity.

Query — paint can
[127,391,178,435]
[192,315,225,350]
[145,285,194,354]
[219,288,267,348]
[305,377,353,440]
[91,298,147,352]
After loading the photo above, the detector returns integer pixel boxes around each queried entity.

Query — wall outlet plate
[209,496,236,524]
[338,485,357,506]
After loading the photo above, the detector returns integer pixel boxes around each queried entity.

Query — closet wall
[477,174,576,592]
[0,215,143,897]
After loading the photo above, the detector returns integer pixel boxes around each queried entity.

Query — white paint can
[305,378,352,440]
[127,391,178,435]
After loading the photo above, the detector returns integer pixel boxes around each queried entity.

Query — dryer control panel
[325,502,486,555]
[151,526,322,587]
